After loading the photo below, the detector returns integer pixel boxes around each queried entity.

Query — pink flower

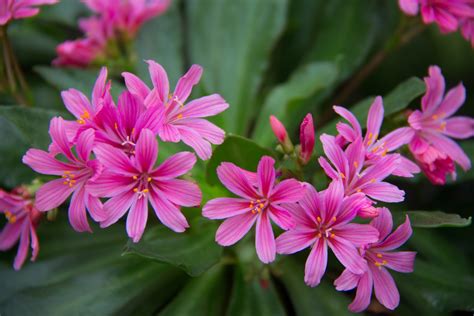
[53,38,104,68]
[269,115,293,153]
[22,117,105,232]
[87,129,201,242]
[203,156,305,263]
[460,18,474,47]
[299,113,315,165]
[276,181,379,286]
[319,134,405,217]
[334,208,416,312]
[406,65,474,184]
[0,0,57,25]
[123,60,229,160]
[0,187,41,270]
[398,0,474,33]
[334,97,420,177]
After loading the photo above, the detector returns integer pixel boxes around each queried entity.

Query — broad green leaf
[403,211,471,228]
[277,258,353,316]
[227,264,286,316]
[135,1,183,85]
[158,265,228,316]
[123,218,222,277]
[252,62,338,146]
[186,0,288,134]
[205,135,275,186]
[0,220,188,315]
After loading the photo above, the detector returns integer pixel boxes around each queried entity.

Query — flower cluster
[0,0,57,25]
[398,0,474,47]
[54,0,171,67]
[20,60,228,243]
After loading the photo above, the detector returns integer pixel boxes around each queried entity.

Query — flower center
[368,251,388,269]
[249,199,267,214]
[4,211,16,223]
[77,110,90,124]
[315,216,337,238]
[62,171,77,187]
[132,174,152,199]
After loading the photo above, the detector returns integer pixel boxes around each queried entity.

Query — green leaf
[277,258,353,316]
[205,135,275,186]
[186,0,288,134]
[227,265,286,316]
[402,211,472,228]
[134,1,183,85]
[0,220,188,315]
[158,265,228,316]
[123,218,222,277]
[252,62,338,146]
[0,106,61,187]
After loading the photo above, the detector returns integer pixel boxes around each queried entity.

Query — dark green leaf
[123,218,222,277]
[227,264,286,316]
[403,211,471,228]
[205,135,275,186]
[252,62,338,146]
[158,265,228,316]
[187,0,288,134]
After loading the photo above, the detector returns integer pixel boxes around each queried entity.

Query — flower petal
[363,182,405,203]
[122,72,150,100]
[424,132,471,170]
[180,94,229,118]
[381,251,416,273]
[101,191,136,228]
[174,64,202,103]
[328,236,367,275]
[333,105,362,137]
[49,117,75,161]
[304,237,327,287]
[159,122,181,142]
[147,60,169,102]
[86,172,135,197]
[176,118,225,144]
[22,149,74,176]
[135,128,158,173]
[318,156,338,180]
[35,179,74,211]
[216,162,257,199]
[85,194,106,222]
[0,221,22,251]
[398,0,419,15]
[444,116,474,139]
[268,204,295,230]
[153,151,197,179]
[177,126,213,160]
[29,223,39,262]
[203,198,251,219]
[276,229,316,254]
[436,83,466,118]
[375,215,412,251]
[322,179,344,222]
[215,212,257,246]
[334,193,366,226]
[68,186,91,232]
[76,128,95,162]
[370,207,393,241]
[270,179,305,203]
[127,196,149,243]
[422,65,445,113]
[93,143,137,175]
[370,265,400,310]
[334,269,359,291]
[334,223,379,246]
[299,183,320,223]
[13,222,30,271]
[255,211,276,263]
[320,134,349,177]
[257,156,275,197]
[348,271,373,313]
[378,127,415,151]
[149,189,189,233]
[61,88,92,119]
[365,96,384,143]
[154,179,201,207]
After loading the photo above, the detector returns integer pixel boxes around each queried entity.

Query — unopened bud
[298,113,315,165]
[269,115,293,153]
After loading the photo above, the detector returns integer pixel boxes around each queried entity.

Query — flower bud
[269,115,293,153]
[299,113,315,164]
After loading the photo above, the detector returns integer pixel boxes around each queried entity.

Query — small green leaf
[205,135,275,186]
[123,218,222,277]
[252,62,338,146]
[187,0,288,134]
[404,211,472,228]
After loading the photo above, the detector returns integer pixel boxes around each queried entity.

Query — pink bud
[269,115,288,143]
[299,113,315,164]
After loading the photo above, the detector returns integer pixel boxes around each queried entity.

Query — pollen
[4,211,17,224]
[339,172,346,179]
[114,122,119,129]
[353,161,358,168]
[376,253,383,258]
[142,189,149,193]
[317,216,322,222]
[330,233,335,238]
[133,188,139,192]
[439,122,446,131]
[176,114,183,119]
[370,178,376,183]
[332,216,337,222]
[381,149,388,157]
[432,114,438,120]
[77,110,90,124]
[133,175,138,180]
[317,233,322,238]
[147,177,152,182]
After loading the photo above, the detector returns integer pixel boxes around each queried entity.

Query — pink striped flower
[0,0,57,25]
[334,97,420,178]
[299,113,315,165]
[276,181,379,286]
[203,156,305,263]
[87,129,201,242]
[0,187,41,270]
[406,65,474,184]
[334,208,416,312]
[398,0,474,33]
[123,60,229,160]
[22,117,105,232]
[319,134,404,218]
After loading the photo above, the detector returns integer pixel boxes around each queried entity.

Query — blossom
[87,129,201,242]
[22,117,105,232]
[406,65,474,184]
[299,113,315,165]
[334,97,420,177]
[318,134,404,217]
[276,181,379,286]
[0,0,57,25]
[0,187,41,270]
[123,60,229,160]
[203,156,305,263]
[54,38,104,68]
[334,208,416,312]
[460,18,474,47]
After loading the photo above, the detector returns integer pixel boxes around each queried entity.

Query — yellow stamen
[332,216,337,222]
[9,215,16,223]
[376,253,383,258]
[317,216,322,222]
[439,122,446,131]
[258,203,264,208]
[142,189,149,193]
[133,188,139,193]
[133,175,138,180]
[147,177,152,182]
[330,233,335,238]
[381,149,388,157]
[339,172,346,179]
[382,260,388,265]
[370,178,376,183]
[177,114,183,119]
[317,233,322,238]
[131,127,136,135]
[356,189,362,193]
[432,114,438,120]
[353,161,359,168]
[114,122,119,129]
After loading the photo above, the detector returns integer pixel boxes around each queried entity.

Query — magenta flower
[123,60,229,160]
[406,65,474,184]
[398,0,474,33]
[0,187,41,270]
[203,156,305,263]
[269,115,293,153]
[54,38,104,68]
[87,129,201,242]
[334,97,420,177]
[319,134,404,218]
[299,113,315,165]
[0,0,57,25]
[334,208,416,312]
[22,117,105,232]
[276,181,379,286]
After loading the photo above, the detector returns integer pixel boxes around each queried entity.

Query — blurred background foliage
[0,0,473,315]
